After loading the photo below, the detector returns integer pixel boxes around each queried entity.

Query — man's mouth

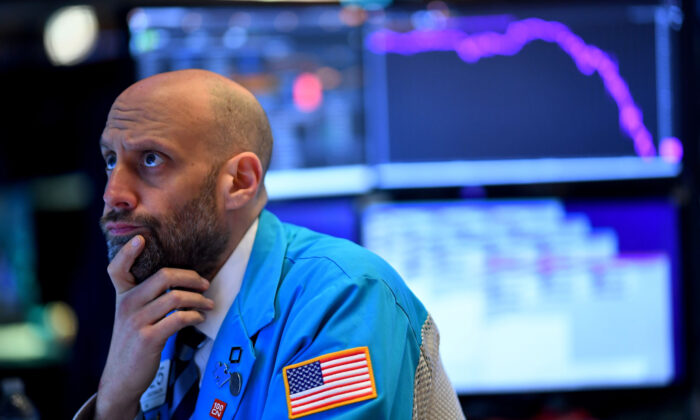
[104,222,146,236]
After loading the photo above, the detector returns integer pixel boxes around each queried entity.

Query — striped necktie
[170,327,207,420]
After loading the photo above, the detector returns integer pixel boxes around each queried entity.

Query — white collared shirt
[194,218,259,384]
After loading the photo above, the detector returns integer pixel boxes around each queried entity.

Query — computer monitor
[128,2,684,197]
[365,3,684,187]
[127,4,371,199]
[362,198,680,393]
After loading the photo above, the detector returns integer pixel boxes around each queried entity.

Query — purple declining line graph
[366,18,683,162]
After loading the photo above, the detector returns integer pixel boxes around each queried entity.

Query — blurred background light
[316,66,342,90]
[223,26,248,49]
[180,12,202,33]
[274,11,299,32]
[340,5,368,27]
[293,72,323,112]
[43,5,98,66]
[659,136,684,164]
[340,0,392,11]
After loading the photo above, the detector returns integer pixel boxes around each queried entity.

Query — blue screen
[362,198,679,393]
[266,198,357,242]
[0,186,38,323]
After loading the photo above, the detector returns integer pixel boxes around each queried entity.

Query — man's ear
[220,152,263,210]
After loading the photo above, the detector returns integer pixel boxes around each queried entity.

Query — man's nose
[103,166,138,210]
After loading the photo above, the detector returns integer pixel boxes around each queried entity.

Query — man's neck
[208,207,262,281]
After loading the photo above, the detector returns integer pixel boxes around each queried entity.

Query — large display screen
[365,4,684,187]
[127,3,684,198]
[362,198,680,393]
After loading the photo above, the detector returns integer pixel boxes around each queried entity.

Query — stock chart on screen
[364,4,683,187]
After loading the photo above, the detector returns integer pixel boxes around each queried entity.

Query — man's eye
[143,152,164,167]
[105,154,116,170]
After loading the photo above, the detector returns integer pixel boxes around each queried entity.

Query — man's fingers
[107,235,145,294]
[129,268,210,308]
[150,310,207,342]
[138,290,214,326]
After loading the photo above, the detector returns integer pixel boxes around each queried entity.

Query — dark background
[0,0,698,419]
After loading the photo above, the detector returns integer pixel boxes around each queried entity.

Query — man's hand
[95,235,214,420]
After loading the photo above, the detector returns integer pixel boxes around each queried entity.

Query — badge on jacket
[140,359,171,412]
[282,346,377,418]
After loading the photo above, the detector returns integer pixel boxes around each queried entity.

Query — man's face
[100,169,229,282]
[99,86,230,282]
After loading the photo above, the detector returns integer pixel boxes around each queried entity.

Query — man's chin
[105,232,161,282]
[106,227,153,250]
[105,236,131,261]
[126,241,163,284]
[129,259,159,284]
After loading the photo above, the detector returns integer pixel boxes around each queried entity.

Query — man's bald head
[115,69,273,173]
[207,75,273,173]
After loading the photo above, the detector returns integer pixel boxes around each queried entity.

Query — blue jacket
[146,210,440,419]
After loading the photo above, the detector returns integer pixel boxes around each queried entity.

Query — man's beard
[99,172,230,283]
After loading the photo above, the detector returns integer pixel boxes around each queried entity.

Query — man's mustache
[99,211,162,234]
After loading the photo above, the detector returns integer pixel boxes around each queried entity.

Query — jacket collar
[233,209,286,336]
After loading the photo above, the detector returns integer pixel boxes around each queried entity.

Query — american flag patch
[283,347,377,418]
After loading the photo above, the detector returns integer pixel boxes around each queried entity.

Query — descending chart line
[366,18,681,160]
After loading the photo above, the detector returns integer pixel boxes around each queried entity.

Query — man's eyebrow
[99,138,176,155]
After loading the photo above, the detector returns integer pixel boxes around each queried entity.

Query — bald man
[75,69,464,420]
